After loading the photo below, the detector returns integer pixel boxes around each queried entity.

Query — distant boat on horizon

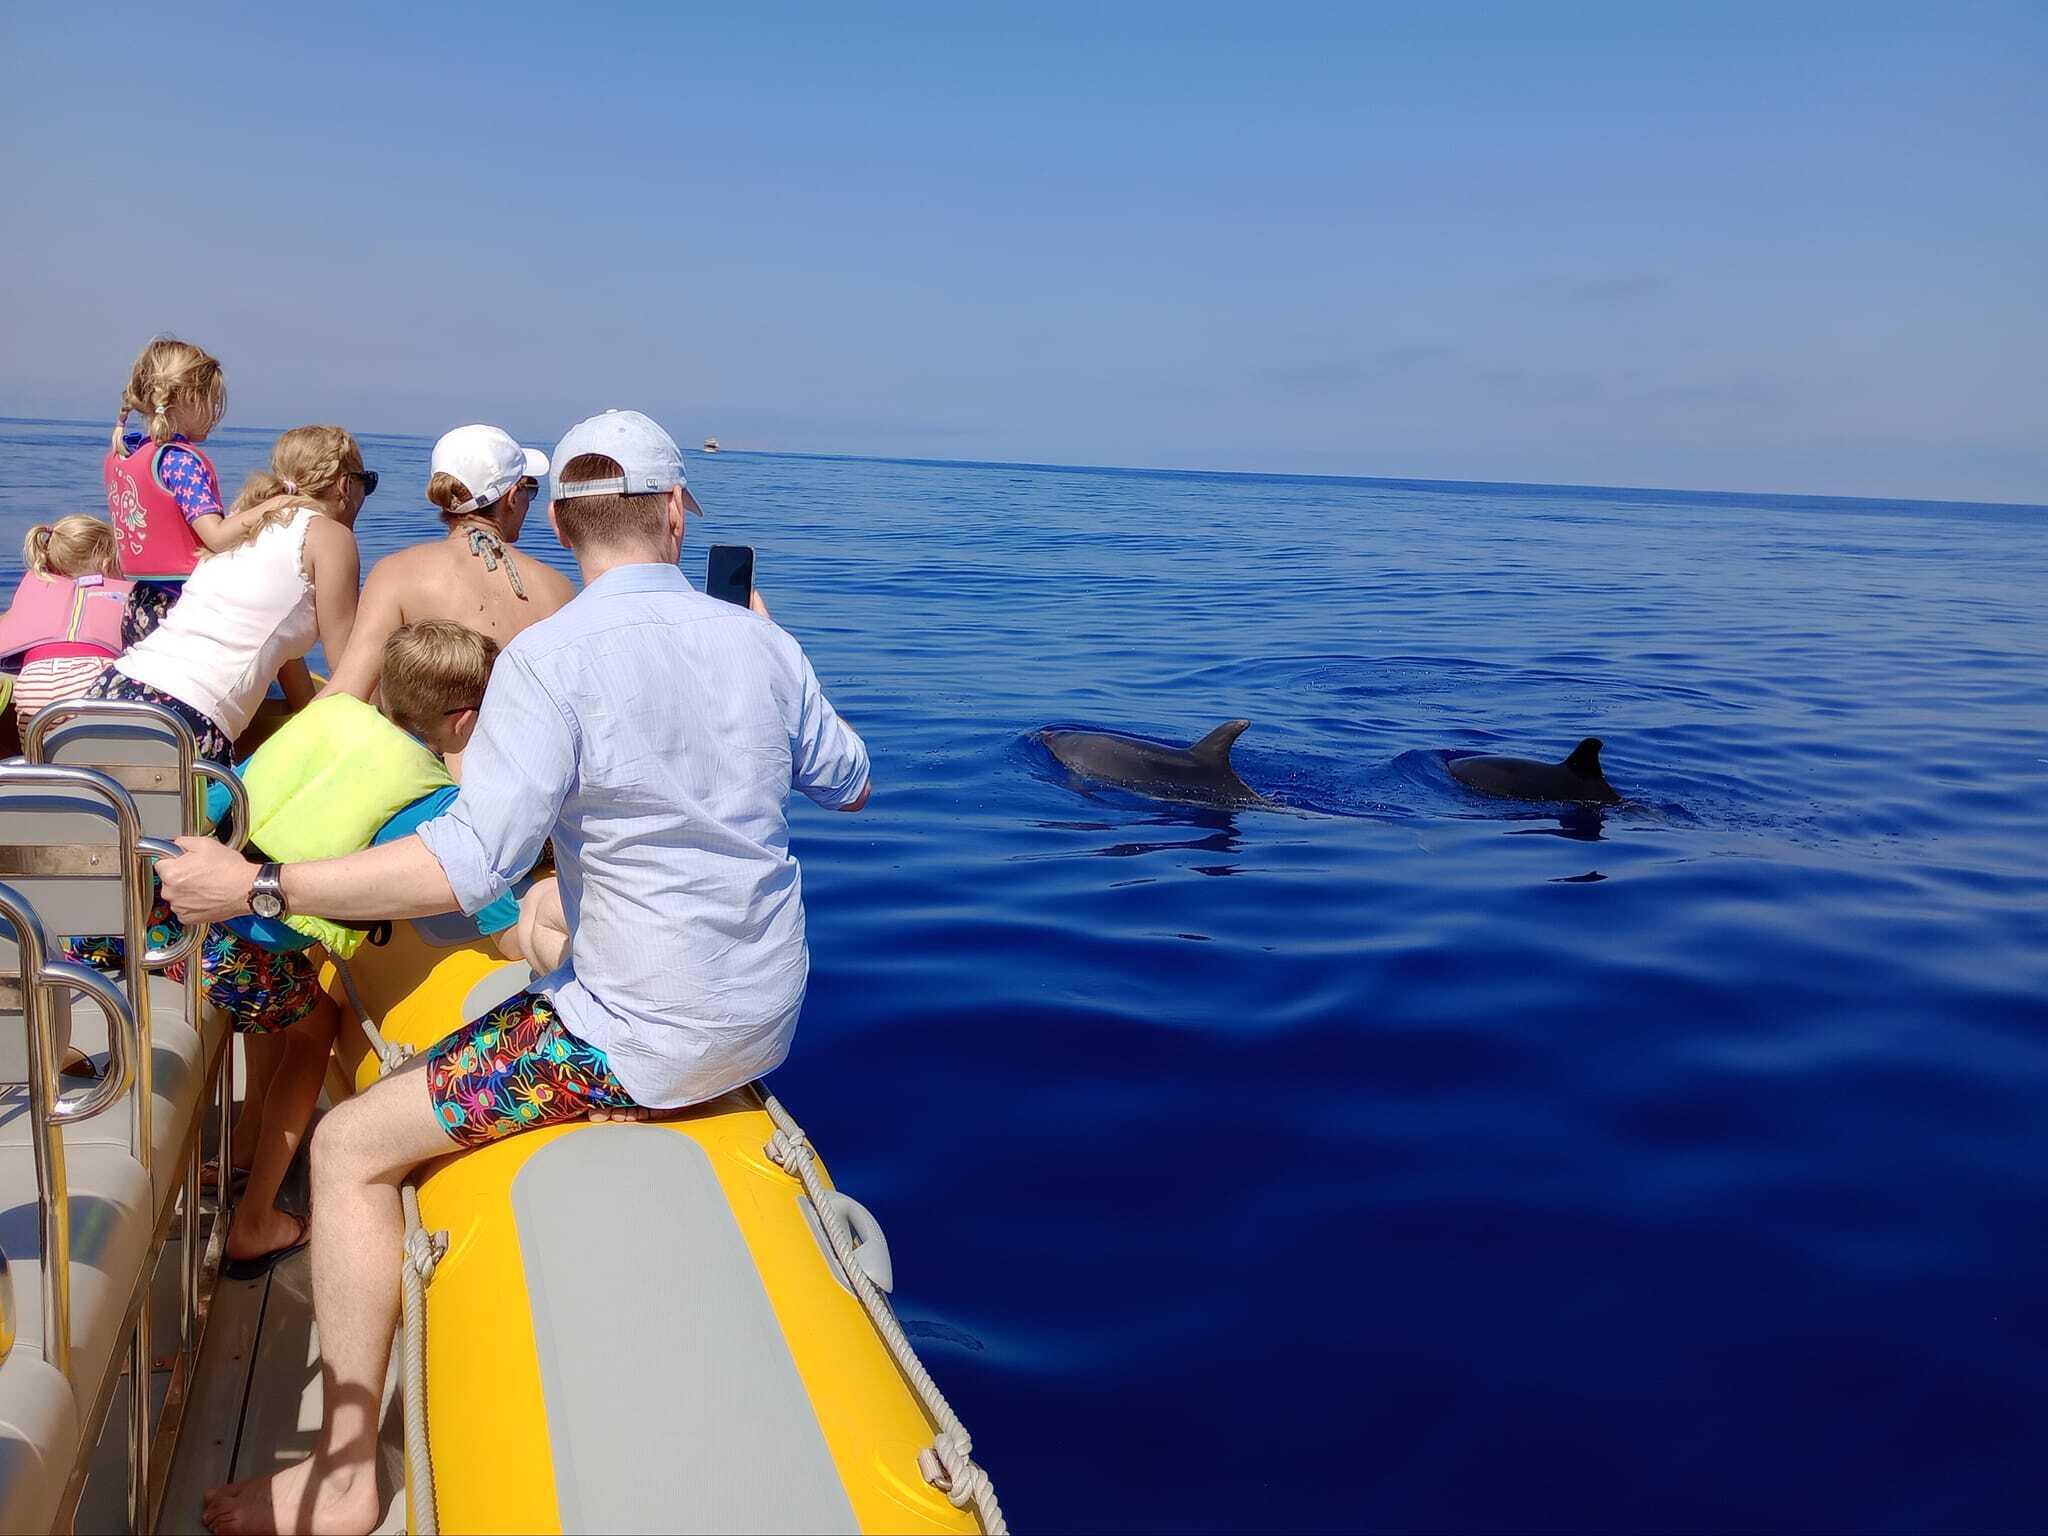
[703,437,720,453]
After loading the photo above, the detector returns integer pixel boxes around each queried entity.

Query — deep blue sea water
[4,418,2046,1531]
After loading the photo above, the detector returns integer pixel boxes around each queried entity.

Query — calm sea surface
[4,418,2046,1531]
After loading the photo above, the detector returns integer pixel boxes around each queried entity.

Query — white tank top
[117,507,324,740]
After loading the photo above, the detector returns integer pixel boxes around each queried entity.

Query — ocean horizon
[4,415,2039,520]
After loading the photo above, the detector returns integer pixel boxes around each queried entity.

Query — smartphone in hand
[705,544,755,608]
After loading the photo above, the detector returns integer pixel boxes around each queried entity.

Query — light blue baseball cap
[551,409,703,515]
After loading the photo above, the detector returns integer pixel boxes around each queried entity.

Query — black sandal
[222,1212,310,1282]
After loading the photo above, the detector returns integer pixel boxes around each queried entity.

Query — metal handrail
[0,761,161,1173]
[0,881,141,1377]
[25,697,200,773]
[136,838,201,970]
[19,700,220,1535]
[194,760,251,852]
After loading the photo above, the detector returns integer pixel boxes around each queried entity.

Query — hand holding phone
[705,544,754,608]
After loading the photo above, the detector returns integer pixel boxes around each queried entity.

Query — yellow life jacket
[241,694,452,957]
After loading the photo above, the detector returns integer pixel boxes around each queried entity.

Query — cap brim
[522,447,550,477]
[680,484,704,517]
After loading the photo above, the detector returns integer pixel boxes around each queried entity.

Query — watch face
[252,892,284,919]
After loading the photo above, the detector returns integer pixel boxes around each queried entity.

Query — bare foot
[202,1453,377,1534]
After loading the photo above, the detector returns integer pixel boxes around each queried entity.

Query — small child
[102,336,276,645]
[0,515,133,732]
[72,620,516,1277]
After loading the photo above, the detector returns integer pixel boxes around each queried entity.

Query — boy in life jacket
[193,620,516,1276]
[101,337,281,645]
[0,515,132,733]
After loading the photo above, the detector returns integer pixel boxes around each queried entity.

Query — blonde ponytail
[113,336,226,453]
[217,425,363,552]
[23,524,55,576]
[24,515,119,579]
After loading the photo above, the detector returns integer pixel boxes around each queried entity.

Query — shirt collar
[584,561,695,597]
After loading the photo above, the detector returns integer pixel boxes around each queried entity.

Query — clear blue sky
[2,1,2042,501]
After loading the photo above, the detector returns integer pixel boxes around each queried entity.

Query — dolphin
[1041,720,1265,807]
[1447,736,1621,805]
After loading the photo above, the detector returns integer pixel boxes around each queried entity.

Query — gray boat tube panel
[511,1123,860,1534]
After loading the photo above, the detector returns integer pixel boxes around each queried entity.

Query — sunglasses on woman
[354,469,380,497]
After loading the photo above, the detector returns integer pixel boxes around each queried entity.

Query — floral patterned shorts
[82,667,232,761]
[424,988,636,1148]
[120,580,182,650]
[67,898,322,1034]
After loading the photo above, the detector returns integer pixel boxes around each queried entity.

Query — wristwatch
[250,862,286,921]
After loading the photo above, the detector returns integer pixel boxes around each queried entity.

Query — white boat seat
[0,1350,81,1535]
[0,1006,213,1223]
[0,1142,153,1411]
[32,710,210,845]
[0,974,199,1081]
[0,987,69,1086]
[0,786,217,1215]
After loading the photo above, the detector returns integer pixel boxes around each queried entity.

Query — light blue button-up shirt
[416,562,870,1107]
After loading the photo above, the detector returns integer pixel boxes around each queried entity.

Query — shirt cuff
[415,810,507,917]
[804,742,870,810]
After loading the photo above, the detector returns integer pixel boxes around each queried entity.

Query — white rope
[397,1180,440,1535]
[762,1093,1007,1534]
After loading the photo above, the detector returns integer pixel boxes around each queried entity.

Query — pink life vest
[0,571,133,664]
[102,436,218,580]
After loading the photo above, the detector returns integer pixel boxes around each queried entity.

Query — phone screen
[705,544,755,607]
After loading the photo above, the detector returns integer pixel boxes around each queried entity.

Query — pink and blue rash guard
[124,430,223,524]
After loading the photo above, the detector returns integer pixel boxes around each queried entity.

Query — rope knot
[765,1127,811,1172]
[918,1431,988,1510]
[405,1225,449,1282]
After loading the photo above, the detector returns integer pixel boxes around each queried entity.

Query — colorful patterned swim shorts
[424,988,636,1148]
[66,898,322,1034]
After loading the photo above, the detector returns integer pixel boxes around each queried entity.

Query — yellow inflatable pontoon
[326,921,1001,1535]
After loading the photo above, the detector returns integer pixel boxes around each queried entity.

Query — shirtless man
[320,424,577,708]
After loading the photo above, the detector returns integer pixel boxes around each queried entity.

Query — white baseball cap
[430,425,549,515]
[551,409,704,516]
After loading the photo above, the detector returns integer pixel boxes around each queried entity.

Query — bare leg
[225,997,338,1262]
[230,1031,284,1168]
[202,1061,451,1535]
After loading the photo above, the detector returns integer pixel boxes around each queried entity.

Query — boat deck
[71,1097,406,1534]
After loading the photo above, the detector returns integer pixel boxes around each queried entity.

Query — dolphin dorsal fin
[1191,719,1251,763]
[1563,737,1604,776]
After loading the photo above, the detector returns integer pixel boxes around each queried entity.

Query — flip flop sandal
[222,1213,310,1283]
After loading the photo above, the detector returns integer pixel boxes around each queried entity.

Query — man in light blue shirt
[162,409,870,1535]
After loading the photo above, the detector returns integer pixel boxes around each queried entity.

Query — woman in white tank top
[92,425,371,759]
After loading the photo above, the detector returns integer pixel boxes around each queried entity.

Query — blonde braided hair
[217,425,364,551]
[110,337,225,456]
